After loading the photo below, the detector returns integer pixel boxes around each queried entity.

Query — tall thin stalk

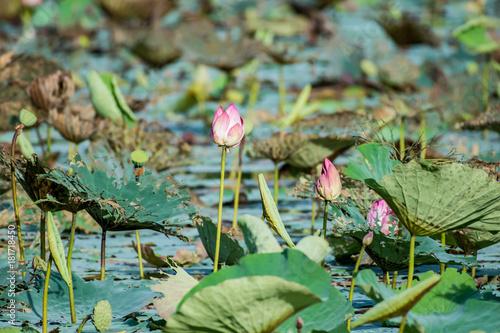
[471,250,477,278]
[310,200,316,235]
[462,253,469,274]
[399,315,407,333]
[440,233,446,274]
[483,54,491,111]
[399,117,405,160]
[100,230,106,280]
[136,230,144,279]
[273,163,279,206]
[10,125,25,264]
[322,202,328,240]
[278,64,286,115]
[67,211,77,323]
[232,141,244,229]
[408,234,416,288]
[43,255,53,333]
[420,113,426,159]
[213,148,227,272]
[45,125,51,161]
[40,211,46,261]
[347,244,366,331]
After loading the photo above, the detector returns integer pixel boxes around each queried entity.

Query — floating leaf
[151,267,198,321]
[258,174,295,248]
[351,274,441,328]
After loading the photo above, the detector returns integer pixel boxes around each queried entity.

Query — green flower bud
[131,150,149,167]
[92,300,112,333]
[19,109,37,127]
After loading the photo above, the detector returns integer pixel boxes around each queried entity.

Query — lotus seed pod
[131,150,149,167]
[19,109,37,127]
[92,300,112,333]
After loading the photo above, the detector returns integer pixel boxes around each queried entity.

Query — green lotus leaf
[445,228,500,253]
[285,135,356,171]
[10,271,157,323]
[44,154,194,237]
[46,212,71,286]
[87,70,122,121]
[330,203,476,271]
[165,250,331,332]
[279,287,354,333]
[196,216,245,265]
[294,236,331,265]
[238,214,282,254]
[376,160,500,236]
[258,174,295,248]
[351,274,441,328]
[453,16,500,54]
[345,143,401,183]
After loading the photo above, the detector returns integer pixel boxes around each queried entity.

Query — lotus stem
[322,201,328,240]
[347,245,366,331]
[392,271,398,289]
[462,253,468,274]
[420,113,426,159]
[67,211,77,323]
[482,53,491,112]
[408,234,416,288]
[471,250,477,278]
[247,78,260,117]
[45,125,51,161]
[100,230,106,280]
[310,200,316,235]
[383,270,390,286]
[213,148,227,273]
[136,230,144,279]
[440,233,446,274]
[392,222,403,289]
[40,211,46,261]
[43,255,53,333]
[232,142,244,229]
[273,163,279,206]
[279,64,285,115]
[399,117,405,160]
[399,314,407,333]
[77,315,91,333]
[10,125,25,264]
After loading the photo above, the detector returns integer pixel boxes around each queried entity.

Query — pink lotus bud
[367,200,398,236]
[22,0,43,7]
[315,158,342,202]
[210,104,245,149]
[363,231,373,246]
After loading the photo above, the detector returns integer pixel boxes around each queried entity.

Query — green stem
[77,315,91,333]
[420,113,426,159]
[100,230,106,280]
[273,163,279,206]
[45,125,51,161]
[399,314,407,333]
[310,200,316,235]
[392,271,398,289]
[440,233,446,274]
[383,271,390,286]
[347,245,366,331]
[213,148,227,273]
[399,117,405,160]
[482,54,491,112]
[232,143,244,229]
[322,202,328,240]
[43,255,53,333]
[279,64,285,115]
[67,212,77,323]
[11,126,25,264]
[136,230,144,279]
[408,234,415,288]
[247,78,260,117]
[40,211,46,261]
[471,250,477,279]
[462,253,468,274]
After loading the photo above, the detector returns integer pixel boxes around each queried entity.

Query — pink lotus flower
[315,158,342,202]
[210,104,245,149]
[22,0,43,7]
[367,200,398,236]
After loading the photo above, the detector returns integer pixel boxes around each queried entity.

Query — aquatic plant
[210,104,245,272]
[315,158,341,241]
